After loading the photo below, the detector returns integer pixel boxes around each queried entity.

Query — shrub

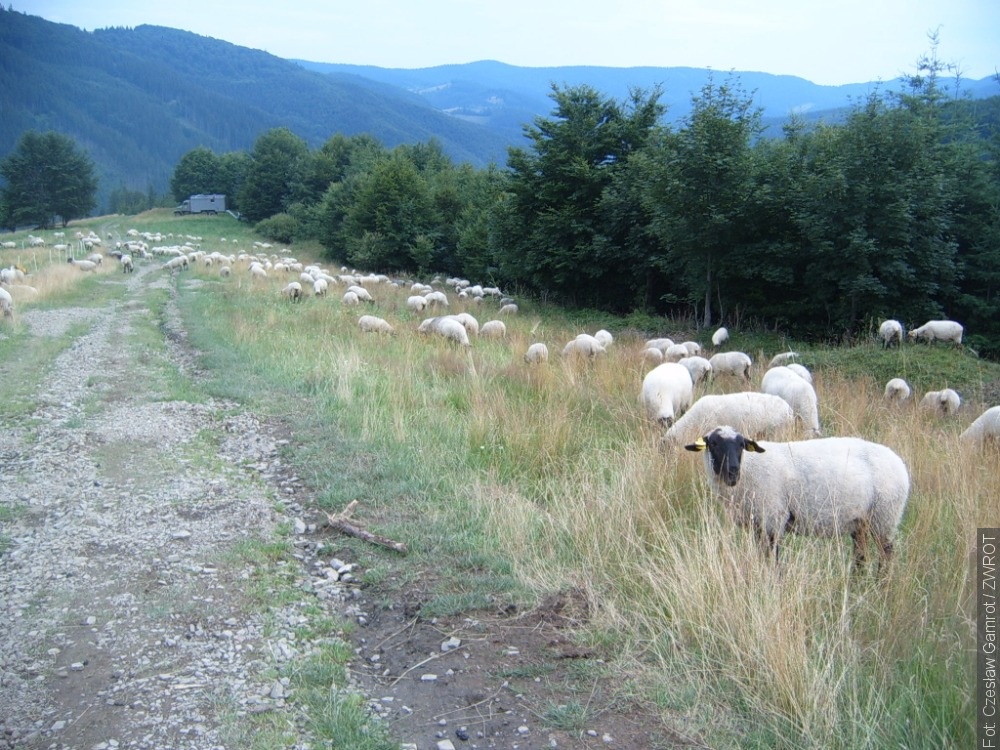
[255,212,298,244]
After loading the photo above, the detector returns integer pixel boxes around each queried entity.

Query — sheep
[908,320,963,345]
[480,320,507,338]
[162,255,188,271]
[523,342,549,364]
[358,314,395,334]
[645,337,674,353]
[681,341,701,356]
[249,264,267,281]
[960,406,1000,446]
[641,347,664,364]
[678,355,713,386]
[313,278,329,296]
[120,254,134,273]
[418,315,470,347]
[708,351,752,381]
[499,303,518,315]
[0,286,12,317]
[662,343,690,363]
[449,312,480,338]
[86,252,104,265]
[884,378,912,403]
[920,388,961,417]
[663,392,796,447]
[785,363,813,384]
[406,295,428,313]
[761,366,822,436]
[878,319,904,348]
[711,327,729,347]
[562,334,605,358]
[347,285,374,302]
[423,290,449,309]
[686,425,910,570]
[342,290,360,306]
[594,329,613,348]
[219,266,232,278]
[640,362,694,427]
[768,351,799,368]
[281,281,303,302]
[68,258,99,272]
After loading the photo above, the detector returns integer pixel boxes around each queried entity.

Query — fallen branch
[323,501,408,554]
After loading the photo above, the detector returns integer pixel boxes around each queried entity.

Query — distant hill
[2,7,997,213]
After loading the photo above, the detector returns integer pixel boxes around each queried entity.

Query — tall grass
[58,211,993,749]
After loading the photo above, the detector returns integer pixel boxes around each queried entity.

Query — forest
[171,53,1000,357]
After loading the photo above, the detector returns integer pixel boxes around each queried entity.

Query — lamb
[708,351,752,381]
[120,254,134,273]
[960,406,1000,446]
[479,320,507,338]
[908,320,963,345]
[663,392,795,447]
[884,378,912,403]
[678,355,713,386]
[0,286,12,317]
[358,314,395,334]
[281,281,303,302]
[878,319,904,348]
[761,366,822,436]
[920,388,961,417]
[712,327,729,347]
[640,362,694,427]
[418,315,470,347]
[685,425,910,570]
[523,342,549,364]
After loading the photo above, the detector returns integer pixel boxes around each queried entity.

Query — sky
[13,0,1000,86]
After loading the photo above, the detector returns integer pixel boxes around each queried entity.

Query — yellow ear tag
[685,437,707,452]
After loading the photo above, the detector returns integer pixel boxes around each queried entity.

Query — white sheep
[678,355,713,386]
[686,425,910,570]
[120,254,134,273]
[523,342,549,364]
[711,327,729,347]
[883,378,912,403]
[878,319,904,348]
[761,366,821,436]
[342,290,360,306]
[449,312,480,337]
[220,266,232,278]
[645,337,674,353]
[960,406,1000,446]
[908,320,963,345]
[708,351,752,381]
[920,388,961,417]
[641,347,664,364]
[681,341,701,356]
[406,295,428,313]
[0,286,12,317]
[499,303,518,315]
[662,343,690,363]
[281,281,303,302]
[418,315,470,347]
[562,334,605,358]
[768,351,799,368]
[313,278,328,296]
[640,362,694,427]
[594,329,613,348]
[423,290,449,308]
[347,285,374,302]
[785,363,813,384]
[358,314,395,334]
[663,392,796,447]
[479,320,507,338]
[68,258,99,272]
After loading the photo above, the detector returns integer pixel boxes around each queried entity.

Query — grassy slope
[4,209,997,749]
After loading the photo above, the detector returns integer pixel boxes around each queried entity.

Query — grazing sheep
[562,333,605,358]
[663,343,690,363]
[342,290,360,306]
[524,342,549,364]
[423,290,449,308]
[761,366,822,436]
[645,337,674,353]
[681,341,701,356]
[712,327,729,347]
[708,351,753,381]
[785,363,813,384]
[347,285,374,302]
[0,286,12,317]
[313,278,328,296]
[640,362,694,427]
[281,282,303,302]
[878,319,904,348]
[418,315,470,347]
[219,266,232,278]
[678,355,713,386]
[480,320,507,338]
[449,312,480,337]
[162,255,188,271]
[249,264,267,281]
[594,329,613,348]
[908,320,963,345]
[68,258,99,272]
[663,392,796,447]
[768,351,799,368]
[884,378,911,403]
[960,406,1000,446]
[406,295,428,313]
[358,314,395,334]
[120,254,134,273]
[86,252,104,265]
[641,347,665,363]
[920,388,961,417]
[685,425,910,570]
[499,303,518,315]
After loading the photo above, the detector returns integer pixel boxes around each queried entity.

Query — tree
[237,128,310,224]
[170,146,221,202]
[0,130,97,228]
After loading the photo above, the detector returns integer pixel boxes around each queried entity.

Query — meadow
[2,209,997,748]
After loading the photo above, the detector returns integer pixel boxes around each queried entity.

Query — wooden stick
[322,503,408,554]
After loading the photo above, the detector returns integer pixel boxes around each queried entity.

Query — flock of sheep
[4,230,998,575]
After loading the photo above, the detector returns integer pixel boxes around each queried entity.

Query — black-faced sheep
[686,425,910,571]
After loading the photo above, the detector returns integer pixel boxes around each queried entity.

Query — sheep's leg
[851,521,871,572]
[876,536,895,577]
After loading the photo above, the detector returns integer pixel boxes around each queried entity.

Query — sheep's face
[685,426,765,486]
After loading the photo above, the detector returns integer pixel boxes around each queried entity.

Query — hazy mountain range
[1,7,996,210]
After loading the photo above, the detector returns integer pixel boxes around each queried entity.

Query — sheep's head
[685,425,765,486]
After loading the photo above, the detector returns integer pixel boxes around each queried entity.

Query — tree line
[4,51,999,355]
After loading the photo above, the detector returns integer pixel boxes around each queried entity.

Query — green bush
[254,213,298,244]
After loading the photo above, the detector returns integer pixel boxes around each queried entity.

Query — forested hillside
[0,8,513,208]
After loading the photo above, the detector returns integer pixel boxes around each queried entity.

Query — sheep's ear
[744,439,765,453]
[685,438,707,452]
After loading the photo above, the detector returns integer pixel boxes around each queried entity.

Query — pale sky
[14,0,1000,86]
